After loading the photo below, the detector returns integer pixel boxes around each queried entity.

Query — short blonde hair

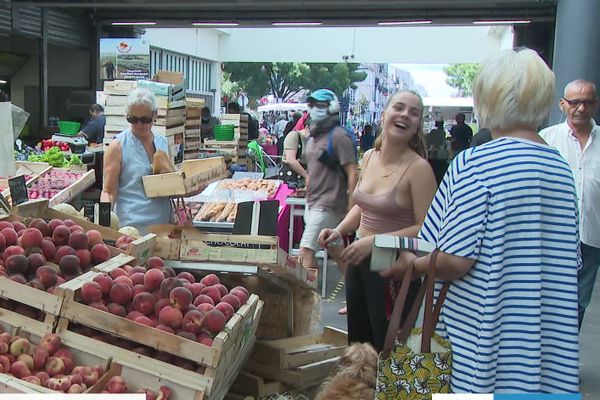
[472,48,554,131]
[126,88,157,114]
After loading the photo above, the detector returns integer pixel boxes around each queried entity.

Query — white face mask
[309,107,329,122]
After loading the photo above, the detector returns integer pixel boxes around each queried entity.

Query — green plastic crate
[57,121,81,136]
[214,125,235,141]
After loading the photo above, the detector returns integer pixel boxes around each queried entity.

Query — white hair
[563,79,597,97]
[126,87,157,114]
[472,48,554,131]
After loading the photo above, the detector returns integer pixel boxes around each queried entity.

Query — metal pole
[39,8,48,133]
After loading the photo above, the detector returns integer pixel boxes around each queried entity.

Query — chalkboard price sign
[8,176,28,206]
[83,201,95,222]
[99,202,111,227]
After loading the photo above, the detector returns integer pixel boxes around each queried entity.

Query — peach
[134,316,155,327]
[197,335,213,347]
[10,337,30,356]
[154,298,171,316]
[61,357,75,374]
[109,267,127,279]
[35,371,50,385]
[130,266,146,275]
[55,245,76,264]
[59,254,81,276]
[196,303,214,313]
[55,348,73,361]
[40,239,56,261]
[114,275,134,288]
[22,375,42,386]
[0,342,7,354]
[130,272,145,286]
[39,333,61,355]
[69,225,84,233]
[169,286,193,310]
[204,309,226,334]
[0,232,5,252]
[155,324,175,334]
[85,230,103,248]
[10,360,31,378]
[182,309,205,334]
[215,302,235,321]
[106,376,127,393]
[221,293,242,310]
[1,228,18,247]
[133,292,157,315]
[126,311,145,321]
[92,273,113,296]
[68,383,85,393]
[107,303,127,317]
[132,284,147,297]
[161,266,176,278]
[33,348,49,370]
[177,331,197,341]
[123,265,133,274]
[214,283,229,297]
[146,256,164,269]
[176,271,195,283]
[89,301,108,312]
[200,273,220,286]
[5,254,28,275]
[11,221,26,232]
[17,353,34,370]
[81,369,99,387]
[115,235,135,250]
[158,386,171,400]
[109,282,132,305]
[52,225,71,246]
[45,356,65,376]
[68,232,88,250]
[81,281,103,304]
[0,221,12,230]
[20,228,44,249]
[159,277,183,298]
[137,388,158,400]
[75,249,92,269]
[158,306,183,329]
[230,288,249,305]
[47,219,64,235]
[3,244,24,260]
[29,218,49,236]
[143,269,164,292]
[0,355,9,373]
[36,266,58,289]
[63,219,75,228]
[27,252,46,273]
[200,286,221,305]
[90,243,110,265]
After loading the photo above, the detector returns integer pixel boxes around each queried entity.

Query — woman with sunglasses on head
[101,88,171,232]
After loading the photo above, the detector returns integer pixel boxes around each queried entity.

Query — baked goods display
[217,179,278,197]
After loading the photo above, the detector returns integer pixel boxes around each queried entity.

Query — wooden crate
[244,356,339,390]
[56,262,262,373]
[180,231,278,264]
[105,94,128,106]
[230,370,286,399]
[250,327,347,369]
[147,224,182,260]
[103,80,138,95]
[142,157,227,198]
[153,124,185,137]
[0,162,52,199]
[45,169,95,207]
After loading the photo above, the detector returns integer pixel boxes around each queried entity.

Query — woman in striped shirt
[382,48,580,393]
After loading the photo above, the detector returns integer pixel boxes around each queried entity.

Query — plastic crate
[214,125,235,141]
[57,120,81,136]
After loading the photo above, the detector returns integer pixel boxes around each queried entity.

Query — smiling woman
[101,88,172,232]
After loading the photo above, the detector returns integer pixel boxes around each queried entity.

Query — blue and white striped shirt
[420,137,580,394]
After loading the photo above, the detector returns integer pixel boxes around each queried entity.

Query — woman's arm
[100,140,122,206]
[380,249,475,282]
[284,148,308,178]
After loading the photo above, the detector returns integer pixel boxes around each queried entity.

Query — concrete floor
[315,261,600,398]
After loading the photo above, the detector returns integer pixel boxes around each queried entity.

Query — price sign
[98,202,111,227]
[8,175,28,205]
[83,201,95,222]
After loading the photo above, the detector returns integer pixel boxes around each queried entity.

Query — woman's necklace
[377,153,404,177]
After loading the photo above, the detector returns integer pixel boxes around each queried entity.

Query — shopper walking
[280,113,309,186]
[450,112,473,153]
[540,79,600,330]
[382,48,580,393]
[359,124,375,152]
[200,106,220,143]
[298,89,358,271]
[319,90,437,352]
[101,88,171,232]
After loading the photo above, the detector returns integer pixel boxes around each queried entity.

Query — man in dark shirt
[78,104,106,144]
[450,112,473,153]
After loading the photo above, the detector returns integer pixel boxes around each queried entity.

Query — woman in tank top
[101,88,171,232]
[318,90,437,351]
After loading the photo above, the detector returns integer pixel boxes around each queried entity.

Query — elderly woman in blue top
[101,88,171,232]
[381,48,580,393]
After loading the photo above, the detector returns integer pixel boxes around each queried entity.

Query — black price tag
[98,202,111,227]
[83,201,95,222]
[8,176,28,206]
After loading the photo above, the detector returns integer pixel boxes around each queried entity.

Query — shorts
[299,208,344,251]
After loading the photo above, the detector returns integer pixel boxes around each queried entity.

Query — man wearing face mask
[200,107,220,143]
[298,89,359,271]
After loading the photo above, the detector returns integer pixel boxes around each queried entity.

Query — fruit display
[28,147,82,168]
[27,170,84,200]
[0,331,106,393]
[217,178,278,197]
[38,140,70,153]
[101,375,170,398]
[193,202,238,223]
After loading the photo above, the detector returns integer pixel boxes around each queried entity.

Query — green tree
[443,63,480,96]
[223,62,367,102]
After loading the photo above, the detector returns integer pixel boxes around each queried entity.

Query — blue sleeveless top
[114,129,171,230]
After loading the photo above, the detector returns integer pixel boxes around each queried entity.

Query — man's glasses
[127,116,153,124]
[562,98,598,108]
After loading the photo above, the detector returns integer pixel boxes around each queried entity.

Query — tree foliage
[223,62,367,101]
[443,63,480,97]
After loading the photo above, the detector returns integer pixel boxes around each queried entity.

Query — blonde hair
[374,90,427,158]
[472,48,554,131]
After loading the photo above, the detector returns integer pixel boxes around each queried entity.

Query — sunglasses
[127,116,153,124]
[562,98,598,108]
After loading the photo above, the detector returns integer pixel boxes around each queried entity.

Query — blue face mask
[309,107,329,123]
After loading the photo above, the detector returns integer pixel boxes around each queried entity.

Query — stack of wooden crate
[204,113,249,165]
[137,80,186,165]
[102,80,138,147]
[184,97,204,160]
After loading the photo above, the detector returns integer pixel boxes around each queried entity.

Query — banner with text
[99,38,150,81]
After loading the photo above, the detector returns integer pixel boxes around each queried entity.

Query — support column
[39,8,48,132]
[549,0,600,124]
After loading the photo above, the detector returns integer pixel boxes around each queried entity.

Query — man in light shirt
[540,79,600,330]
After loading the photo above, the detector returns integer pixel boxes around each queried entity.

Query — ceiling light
[192,22,239,26]
[111,21,157,26]
[378,20,432,26]
[0,80,7,84]
[473,20,531,25]
[272,22,323,26]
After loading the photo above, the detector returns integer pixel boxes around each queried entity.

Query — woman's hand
[340,236,373,267]
[318,228,340,248]
[379,251,417,281]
